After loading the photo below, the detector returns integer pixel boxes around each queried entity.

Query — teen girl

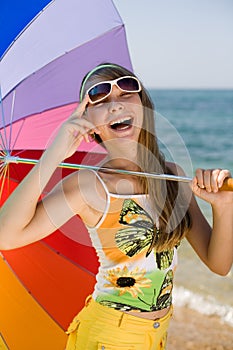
[0,63,232,350]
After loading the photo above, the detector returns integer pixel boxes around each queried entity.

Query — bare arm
[187,168,233,275]
[0,95,100,250]
[168,162,233,275]
[0,146,71,249]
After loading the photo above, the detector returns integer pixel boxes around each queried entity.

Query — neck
[103,138,139,169]
[102,158,140,172]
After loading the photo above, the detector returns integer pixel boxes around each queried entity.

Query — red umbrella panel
[0,0,133,349]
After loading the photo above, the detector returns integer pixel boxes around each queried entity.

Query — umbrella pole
[0,155,233,190]
[0,154,191,182]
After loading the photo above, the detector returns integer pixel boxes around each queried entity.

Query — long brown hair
[80,63,191,252]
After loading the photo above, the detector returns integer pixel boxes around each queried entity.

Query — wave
[173,285,233,327]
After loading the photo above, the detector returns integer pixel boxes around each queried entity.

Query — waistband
[68,296,173,333]
[66,296,173,334]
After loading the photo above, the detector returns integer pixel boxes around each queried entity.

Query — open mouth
[109,117,133,131]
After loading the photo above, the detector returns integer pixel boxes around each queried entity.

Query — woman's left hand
[191,168,233,205]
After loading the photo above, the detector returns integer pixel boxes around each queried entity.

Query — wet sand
[167,306,233,349]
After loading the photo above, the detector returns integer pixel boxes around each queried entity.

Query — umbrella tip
[0,155,19,165]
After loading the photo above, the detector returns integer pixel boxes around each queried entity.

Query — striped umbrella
[0,1,132,349]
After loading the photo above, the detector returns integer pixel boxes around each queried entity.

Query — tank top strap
[93,170,110,196]
[82,169,111,230]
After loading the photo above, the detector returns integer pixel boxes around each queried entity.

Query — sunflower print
[115,199,156,257]
[104,266,152,298]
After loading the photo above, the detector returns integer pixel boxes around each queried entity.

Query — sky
[114,0,233,89]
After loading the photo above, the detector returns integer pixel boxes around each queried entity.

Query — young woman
[0,63,232,350]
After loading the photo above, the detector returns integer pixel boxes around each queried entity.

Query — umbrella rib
[0,163,6,179]
[10,118,26,152]
[0,86,25,155]
[0,85,8,152]
[41,240,96,276]
[0,163,8,200]
[7,89,16,152]
[0,244,66,331]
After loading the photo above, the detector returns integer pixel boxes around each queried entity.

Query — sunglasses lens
[117,77,140,92]
[88,83,111,102]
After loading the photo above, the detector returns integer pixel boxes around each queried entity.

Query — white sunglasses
[86,76,141,104]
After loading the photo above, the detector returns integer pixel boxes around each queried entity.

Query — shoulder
[165,161,186,177]
[165,161,193,207]
[62,169,104,190]
[62,169,107,214]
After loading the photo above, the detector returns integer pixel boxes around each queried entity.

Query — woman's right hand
[51,94,100,159]
[0,95,101,250]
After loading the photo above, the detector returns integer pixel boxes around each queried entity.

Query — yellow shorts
[66,297,173,350]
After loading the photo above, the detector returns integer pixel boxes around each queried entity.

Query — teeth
[110,117,132,126]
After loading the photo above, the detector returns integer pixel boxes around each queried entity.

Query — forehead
[84,75,116,92]
[82,67,128,94]
[84,77,104,91]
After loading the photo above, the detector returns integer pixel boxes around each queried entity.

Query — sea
[149,89,233,326]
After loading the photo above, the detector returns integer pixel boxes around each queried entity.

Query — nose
[108,100,124,113]
[108,86,124,113]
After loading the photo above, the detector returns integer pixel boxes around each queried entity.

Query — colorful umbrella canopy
[0,1,133,349]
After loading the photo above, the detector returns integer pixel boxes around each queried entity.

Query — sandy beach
[167,306,233,350]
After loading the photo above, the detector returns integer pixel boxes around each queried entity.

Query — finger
[70,109,101,136]
[71,94,90,119]
[203,169,212,192]
[210,169,221,192]
[69,118,99,135]
[84,133,90,143]
[72,123,100,143]
[72,125,88,138]
[195,168,205,189]
[217,169,231,189]
[191,176,199,192]
[191,176,206,198]
[77,94,90,118]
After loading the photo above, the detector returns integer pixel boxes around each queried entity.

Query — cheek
[134,105,144,128]
[97,125,108,135]
[85,108,102,126]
